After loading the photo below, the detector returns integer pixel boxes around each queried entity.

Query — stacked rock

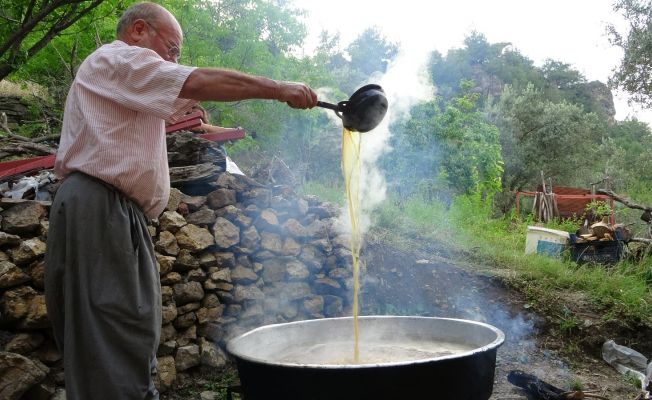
[0,169,355,398]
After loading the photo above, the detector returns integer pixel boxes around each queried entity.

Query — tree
[490,83,605,193]
[599,119,652,189]
[428,31,544,103]
[541,60,585,90]
[12,1,123,106]
[315,30,347,71]
[385,80,503,201]
[0,0,107,81]
[609,0,652,107]
[344,27,398,93]
[346,26,398,75]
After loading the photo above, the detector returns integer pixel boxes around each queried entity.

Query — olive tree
[609,0,652,106]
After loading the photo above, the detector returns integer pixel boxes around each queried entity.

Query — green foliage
[4,0,124,114]
[543,217,583,234]
[567,378,585,391]
[298,180,344,206]
[160,0,325,163]
[558,306,580,333]
[599,119,652,191]
[429,31,611,117]
[3,0,651,256]
[0,0,110,81]
[373,194,449,238]
[623,372,644,390]
[174,368,240,400]
[428,31,546,104]
[384,80,503,200]
[344,27,398,92]
[585,200,612,219]
[490,83,605,191]
[609,0,652,107]
[423,30,630,217]
[542,60,586,90]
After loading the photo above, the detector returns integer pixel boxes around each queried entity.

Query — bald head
[116,2,181,40]
[115,2,183,62]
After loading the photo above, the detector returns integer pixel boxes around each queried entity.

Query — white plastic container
[525,226,570,256]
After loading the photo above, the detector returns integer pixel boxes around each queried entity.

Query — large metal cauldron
[227,316,505,400]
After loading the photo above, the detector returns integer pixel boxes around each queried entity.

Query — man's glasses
[145,21,181,60]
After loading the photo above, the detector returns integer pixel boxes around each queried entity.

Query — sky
[292,0,652,126]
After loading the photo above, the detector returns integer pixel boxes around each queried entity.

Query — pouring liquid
[342,128,362,363]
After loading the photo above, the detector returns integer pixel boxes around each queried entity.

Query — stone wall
[0,172,353,399]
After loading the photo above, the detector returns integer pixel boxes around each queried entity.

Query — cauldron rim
[226,315,505,369]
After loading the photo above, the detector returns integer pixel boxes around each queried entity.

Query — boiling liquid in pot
[278,341,474,365]
[341,128,362,363]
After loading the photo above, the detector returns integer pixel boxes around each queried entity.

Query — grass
[297,181,652,330]
[368,192,652,328]
[567,377,585,391]
[297,181,344,206]
[165,368,241,400]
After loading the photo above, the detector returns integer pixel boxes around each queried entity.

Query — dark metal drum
[227,316,505,400]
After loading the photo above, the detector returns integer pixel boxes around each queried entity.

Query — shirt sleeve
[79,43,197,120]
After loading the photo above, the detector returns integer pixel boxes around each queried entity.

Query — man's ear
[128,19,148,43]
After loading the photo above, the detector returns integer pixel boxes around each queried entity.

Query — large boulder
[0,352,48,400]
[0,202,47,235]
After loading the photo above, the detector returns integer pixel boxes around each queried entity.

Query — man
[44,2,317,399]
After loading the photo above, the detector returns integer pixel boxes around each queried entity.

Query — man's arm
[179,67,317,109]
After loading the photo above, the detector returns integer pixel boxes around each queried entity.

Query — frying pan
[317,84,388,133]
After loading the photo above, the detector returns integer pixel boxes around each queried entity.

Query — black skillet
[316,84,388,133]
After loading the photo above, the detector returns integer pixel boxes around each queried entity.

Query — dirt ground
[164,237,649,399]
[358,238,647,400]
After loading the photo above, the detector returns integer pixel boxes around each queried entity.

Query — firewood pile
[533,191,559,223]
[0,112,58,161]
[574,217,629,244]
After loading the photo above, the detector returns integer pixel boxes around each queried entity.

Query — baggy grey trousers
[44,172,162,400]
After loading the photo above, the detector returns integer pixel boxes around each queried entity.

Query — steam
[331,43,436,239]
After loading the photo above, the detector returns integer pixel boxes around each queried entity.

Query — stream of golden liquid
[341,127,362,363]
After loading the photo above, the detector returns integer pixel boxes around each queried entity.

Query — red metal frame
[165,110,203,134]
[0,154,56,180]
[516,191,616,224]
[0,111,246,181]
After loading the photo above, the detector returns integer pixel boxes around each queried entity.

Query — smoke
[332,43,437,238]
[452,289,536,348]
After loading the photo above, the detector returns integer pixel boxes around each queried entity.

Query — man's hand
[277,81,318,109]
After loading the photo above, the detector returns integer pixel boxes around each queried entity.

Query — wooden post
[516,192,521,217]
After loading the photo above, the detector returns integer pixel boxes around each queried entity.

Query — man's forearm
[180,68,280,102]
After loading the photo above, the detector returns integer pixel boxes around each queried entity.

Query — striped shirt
[55,40,197,218]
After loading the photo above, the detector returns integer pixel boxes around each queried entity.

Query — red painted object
[165,111,246,142]
[1,111,245,181]
[165,110,203,134]
[0,154,56,180]
[516,187,615,224]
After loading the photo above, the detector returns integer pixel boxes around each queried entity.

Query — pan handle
[316,101,339,111]
[317,100,347,120]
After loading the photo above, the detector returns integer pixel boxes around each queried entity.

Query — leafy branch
[0,0,105,81]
